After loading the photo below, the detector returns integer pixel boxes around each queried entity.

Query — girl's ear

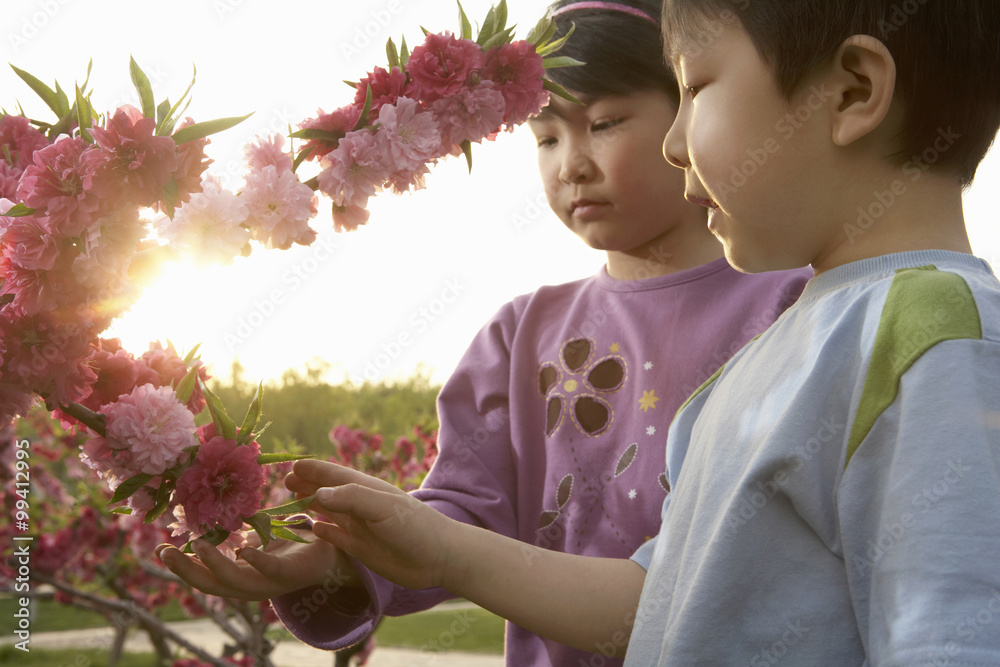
[828,35,897,147]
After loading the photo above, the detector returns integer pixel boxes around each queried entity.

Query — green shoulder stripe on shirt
[845,265,982,468]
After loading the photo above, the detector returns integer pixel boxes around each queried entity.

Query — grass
[0,643,161,665]
[3,594,505,658]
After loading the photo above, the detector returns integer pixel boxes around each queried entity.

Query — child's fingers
[155,544,235,598]
[314,484,404,523]
[292,460,401,494]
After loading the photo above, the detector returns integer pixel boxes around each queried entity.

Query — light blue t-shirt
[628,251,1000,666]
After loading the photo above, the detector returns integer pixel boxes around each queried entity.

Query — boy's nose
[662,121,689,169]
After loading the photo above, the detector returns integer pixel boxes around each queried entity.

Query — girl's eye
[592,118,623,133]
[537,137,557,148]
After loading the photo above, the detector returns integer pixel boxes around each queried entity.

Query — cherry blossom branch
[58,402,107,437]
[33,573,231,667]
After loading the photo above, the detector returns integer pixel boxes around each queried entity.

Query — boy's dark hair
[545,0,680,104]
[661,0,1000,185]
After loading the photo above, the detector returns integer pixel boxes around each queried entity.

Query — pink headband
[548,2,658,25]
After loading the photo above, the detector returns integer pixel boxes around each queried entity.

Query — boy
[174,1,1000,663]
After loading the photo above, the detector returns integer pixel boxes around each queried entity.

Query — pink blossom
[245,134,293,173]
[430,82,506,148]
[167,119,213,209]
[0,115,50,171]
[242,165,318,249]
[0,161,21,200]
[174,435,265,535]
[406,32,485,102]
[298,106,360,162]
[155,177,249,265]
[2,213,61,271]
[483,41,550,127]
[137,341,209,415]
[85,105,179,206]
[101,383,197,476]
[126,485,158,522]
[79,338,140,412]
[71,207,143,310]
[354,66,411,114]
[331,201,371,233]
[0,381,35,427]
[317,130,386,208]
[375,97,443,173]
[17,137,101,237]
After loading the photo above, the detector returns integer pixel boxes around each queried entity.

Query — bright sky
[3,0,998,387]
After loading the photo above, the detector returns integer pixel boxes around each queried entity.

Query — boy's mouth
[570,199,612,218]
[685,193,719,209]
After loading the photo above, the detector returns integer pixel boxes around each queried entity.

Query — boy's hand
[287,459,456,591]
[155,525,357,601]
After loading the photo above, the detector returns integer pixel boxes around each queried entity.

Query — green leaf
[2,203,36,217]
[525,17,556,46]
[156,64,197,136]
[237,382,263,445]
[257,452,313,465]
[272,525,311,543]
[10,65,62,117]
[183,528,230,553]
[481,26,516,51]
[542,56,586,69]
[343,79,358,89]
[288,128,346,143]
[53,81,71,119]
[400,35,410,67]
[292,145,314,173]
[182,342,202,365]
[246,512,277,548]
[478,5,498,45]
[111,473,154,504]
[257,493,317,517]
[386,37,400,69]
[201,381,237,440]
[156,98,171,127]
[144,482,172,524]
[496,0,509,33]
[461,140,473,173]
[543,78,584,105]
[353,85,373,131]
[174,364,200,405]
[537,24,576,56]
[111,507,133,515]
[129,56,156,119]
[271,517,310,527]
[171,113,253,145]
[458,1,473,40]
[74,85,93,143]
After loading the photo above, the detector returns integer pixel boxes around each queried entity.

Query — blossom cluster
[330,423,438,491]
[0,1,575,546]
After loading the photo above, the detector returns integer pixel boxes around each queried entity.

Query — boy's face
[527,90,708,263]
[663,21,841,273]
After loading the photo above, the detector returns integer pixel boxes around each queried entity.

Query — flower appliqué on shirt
[539,338,628,438]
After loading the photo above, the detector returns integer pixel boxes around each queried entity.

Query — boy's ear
[827,35,897,147]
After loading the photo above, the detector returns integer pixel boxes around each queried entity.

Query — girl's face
[528,89,714,277]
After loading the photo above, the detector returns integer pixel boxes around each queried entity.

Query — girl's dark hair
[544,0,679,104]
[662,0,1000,186]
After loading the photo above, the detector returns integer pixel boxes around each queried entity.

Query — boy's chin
[721,245,805,275]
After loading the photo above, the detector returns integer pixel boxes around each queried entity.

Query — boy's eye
[536,137,557,148]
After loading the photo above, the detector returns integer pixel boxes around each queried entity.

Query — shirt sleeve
[838,339,1000,666]
[272,302,521,649]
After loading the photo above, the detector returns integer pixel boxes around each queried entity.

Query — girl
[157,2,813,665]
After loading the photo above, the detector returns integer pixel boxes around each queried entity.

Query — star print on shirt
[610,343,621,353]
[639,389,659,412]
[643,361,653,371]
[628,489,637,500]
[647,425,656,436]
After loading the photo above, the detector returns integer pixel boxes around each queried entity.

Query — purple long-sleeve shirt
[274,259,812,666]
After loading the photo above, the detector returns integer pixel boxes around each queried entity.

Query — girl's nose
[559,148,596,183]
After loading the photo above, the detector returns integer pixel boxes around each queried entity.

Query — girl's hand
[154,524,358,601]
[287,459,458,591]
